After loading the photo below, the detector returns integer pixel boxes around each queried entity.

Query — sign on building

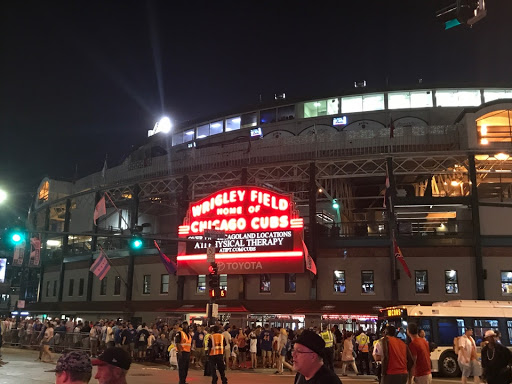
[177,186,304,275]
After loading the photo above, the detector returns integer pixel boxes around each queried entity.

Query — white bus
[379,300,512,377]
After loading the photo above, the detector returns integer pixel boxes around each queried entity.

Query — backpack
[453,336,460,354]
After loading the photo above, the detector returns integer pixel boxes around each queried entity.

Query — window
[241,112,257,129]
[483,89,512,103]
[68,279,74,296]
[304,99,339,118]
[438,318,465,346]
[53,280,57,296]
[361,270,374,294]
[507,321,512,345]
[277,105,295,121]
[362,93,385,112]
[474,319,498,345]
[38,181,49,201]
[388,91,433,109]
[477,109,512,145]
[225,116,241,132]
[143,275,151,294]
[415,270,429,294]
[341,96,363,113]
[445,270,459,294]
[334,270,346,293]
[260,274,271,293]
[435,89,481,107]
[160,274,169,294]
[502,271,512,294]
[285,273,296,293]
[196,124,209,139]
[46,281,50,297]
[114,276,121,295]
[78,278,84,296]
[100,277,107,295]
[219,274,227,290]
[197,275,206,294]
[196,121,224,138]
[260,108,277,124]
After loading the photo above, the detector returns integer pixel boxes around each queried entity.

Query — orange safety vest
[179,331,192,352]
[210,333,224,355]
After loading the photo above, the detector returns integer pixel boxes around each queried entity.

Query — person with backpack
[136,323,150,362]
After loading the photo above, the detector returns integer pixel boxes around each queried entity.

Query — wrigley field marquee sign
[177,186,305,275]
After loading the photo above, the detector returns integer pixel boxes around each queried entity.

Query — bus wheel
[439,351,461,377]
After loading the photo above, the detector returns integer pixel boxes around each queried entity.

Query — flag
[154,240,177,275]
[393,237,411,278]
[29,236,41,267]
[101,157,107,179]
[302,237,317,275]
[389,115,395,138]
[94,195,106,225]
[13,243,25,266]
[90,250,111,280]
[384,163,390,208]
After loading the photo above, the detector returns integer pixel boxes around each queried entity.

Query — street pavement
[0,347,462,384]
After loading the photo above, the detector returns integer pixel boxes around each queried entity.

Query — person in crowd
[396,328,407,342]
[292,330,342,384]
[372,329,384,382]
[136,323,150,362]
[175,321,192,384]
[221,325,232,370]
[481,330,512,384]
[46,350,92,384]
[235,328,248,369]
[321,324,335,371]
[333,325,343,362]
[208,325,228,384]
[341,332,358,376]
[275,328,292,374]
[374,325,413,384]
[41,322,55,363]
[407,323,432,384]
[92,346,131,384]
[248,327,258,369]
[458,328,481,384]
[356,328,370,375]
[193,324,206,368]
[259,324,273,369]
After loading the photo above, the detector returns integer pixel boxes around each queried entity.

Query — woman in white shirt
[41,323,54,363]
[341,332,359,376]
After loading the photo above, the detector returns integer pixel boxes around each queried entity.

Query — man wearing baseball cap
[46,350,92,384]
[481,330,512,384]
[292,330,342,384]
[92,346,131,384]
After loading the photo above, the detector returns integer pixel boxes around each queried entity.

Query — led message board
[177,186,304,275]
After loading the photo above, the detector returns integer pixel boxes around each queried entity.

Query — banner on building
[29,236,41,267]
[13,243,25,266]
[177,186,305,275]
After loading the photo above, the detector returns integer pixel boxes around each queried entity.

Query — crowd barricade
[4,329,91,352]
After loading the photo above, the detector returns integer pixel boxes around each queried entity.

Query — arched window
[477,109,512,145]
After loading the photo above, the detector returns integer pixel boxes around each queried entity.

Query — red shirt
[409,337,431,377]
[387,337,408,375]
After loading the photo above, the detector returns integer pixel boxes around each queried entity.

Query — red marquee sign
[177,186,304,275]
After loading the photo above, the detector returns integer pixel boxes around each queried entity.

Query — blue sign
[333,116,347,126]
[250,128,263,138]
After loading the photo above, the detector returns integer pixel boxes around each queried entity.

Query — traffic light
[6,229,25,246]
[208,262,218,275]
[209,274,220,290]
[129,235,144,250]
[332,200,339,209]
[209,288,226,298]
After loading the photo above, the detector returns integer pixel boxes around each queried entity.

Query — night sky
[1,0,511,222]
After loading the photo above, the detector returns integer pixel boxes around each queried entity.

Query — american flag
[90,250,111,280]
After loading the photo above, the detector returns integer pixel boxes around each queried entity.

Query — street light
[158,116,172,133]
[0,189,7,204]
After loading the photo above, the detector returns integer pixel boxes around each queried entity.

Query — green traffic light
[332,200,339,209]
[12,233,22,243]
[130,238,143,249]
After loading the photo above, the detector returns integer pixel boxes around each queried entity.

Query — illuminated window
[362,93,385,112]
[333,270,346,293]
[388,91,433,109]
[277,105,295,121]
[477,109,512,145]
[341,96,362,113]
[501,271,512,295]
[114,276,121,295]
[260,274,271,293]
[196,124,209,139]
[436,89,481,107]
[38,181,49,201]
[285,273,296,293]
[474,319,498,345]
[445,270,459,294]
[483,89,512,103]
[143,275,151,294]
[241,112,258,129]
[78,278,84,296]
[68,279,74,296]
[220,274,227,290]
[415,270,429,294]
[304,99,338,118]
[161,274,169,294]
[260,108,277,124]
[361,270,374,294]
[225,116,241,132]
[197,275,206,294]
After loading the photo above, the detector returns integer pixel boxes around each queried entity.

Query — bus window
[437,318,465,346]
[419,319,432,342]
[473,319,498,346]
[507,321,512,345]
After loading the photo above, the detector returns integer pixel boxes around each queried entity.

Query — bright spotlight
[0,189,6,204]
[158,117,172,133]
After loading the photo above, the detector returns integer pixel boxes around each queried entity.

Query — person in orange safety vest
[175,321,192,384]
[208,325,228,384]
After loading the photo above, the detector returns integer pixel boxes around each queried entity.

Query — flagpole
[98,245,129,288]
[103,192,132,231]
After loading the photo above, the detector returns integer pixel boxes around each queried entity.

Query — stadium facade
[17,86,512,329]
